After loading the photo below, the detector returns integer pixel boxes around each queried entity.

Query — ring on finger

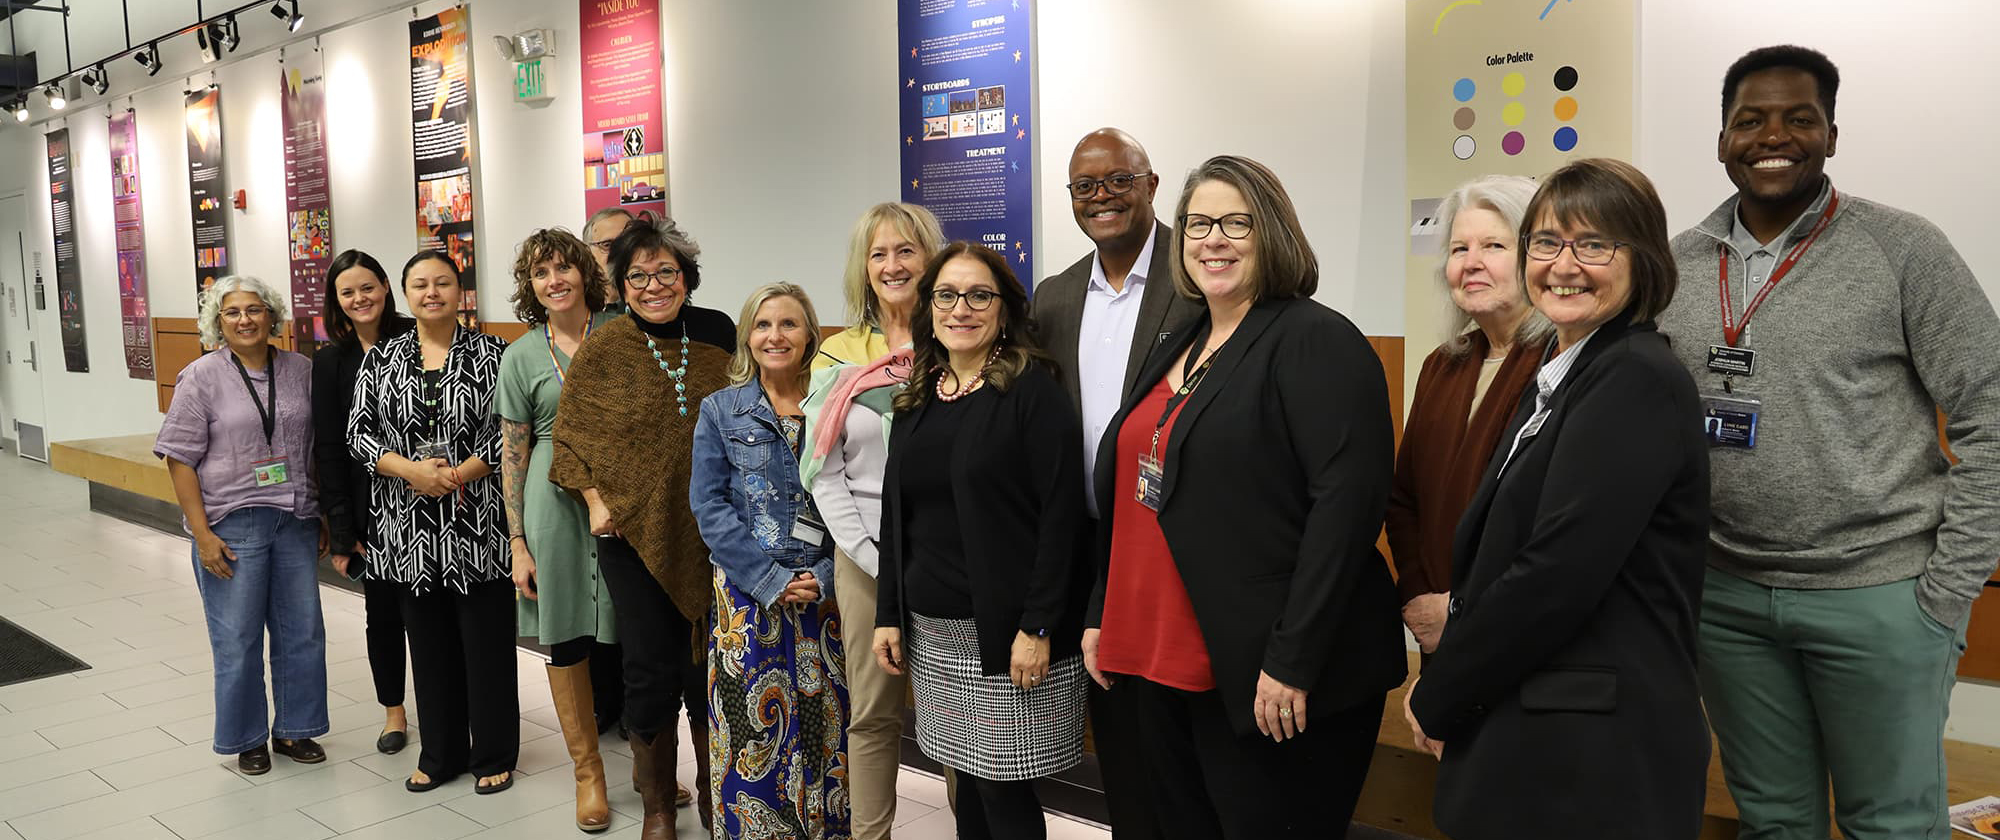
[1279,707,1293,717]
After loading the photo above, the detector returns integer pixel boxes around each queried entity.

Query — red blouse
[1098,377,1215,692]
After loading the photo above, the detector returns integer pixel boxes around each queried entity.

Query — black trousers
[590,640,624,722]
[596,536,705,740]
[1123,677,1381,840]
[361,577,407,708]
[399,577,520,778]
[954,773,1045,840]
[1089,681,1162,839]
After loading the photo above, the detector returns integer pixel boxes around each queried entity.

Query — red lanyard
[1717,190,1839,347]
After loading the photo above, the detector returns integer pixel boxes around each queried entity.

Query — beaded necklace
[935,345,1000,403]
[646,322,693,416]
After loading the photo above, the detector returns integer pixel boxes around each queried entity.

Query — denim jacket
[691,379,836,608]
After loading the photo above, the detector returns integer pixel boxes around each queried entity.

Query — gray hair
[583,207,633,240]
[1435,175,1555,357]
[197,276,288,346]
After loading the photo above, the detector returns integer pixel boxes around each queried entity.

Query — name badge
[1134,454,1165,512]
[252,457,291,487]
[411,438,451,462]
[791,518,829,550]
[1701,393,1762,449]
[1706,345,1756,377]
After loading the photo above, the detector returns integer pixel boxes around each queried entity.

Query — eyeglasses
[624,267,683,291]
[931,289,998,312]
[220,305,271,321]
[589,240,615,254]
[1524,236,1625,266]
[1067,171,1151,200]
[1181,213,1254,240]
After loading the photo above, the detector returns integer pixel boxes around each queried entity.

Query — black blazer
[1031,221,1203,413]
[877,363,1091,674]
[1408,317,1711,840]
[311,333,392,561]
[1089,298,1406,735]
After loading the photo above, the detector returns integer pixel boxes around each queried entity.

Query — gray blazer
[1030,221,1203,413]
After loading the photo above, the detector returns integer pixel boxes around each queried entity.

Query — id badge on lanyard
[1706,190,1840,449]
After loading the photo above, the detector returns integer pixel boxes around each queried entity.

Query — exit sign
[514,58,554,104]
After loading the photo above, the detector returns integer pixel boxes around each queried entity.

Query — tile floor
[0,455,1109,840]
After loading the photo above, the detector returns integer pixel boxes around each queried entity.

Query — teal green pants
[1699,569,1967,839]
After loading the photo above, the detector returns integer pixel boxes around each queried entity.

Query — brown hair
[509,228,609,325]
[1518,158,1678,326]
[891,241,1053,414]
[1168,155,1318,303]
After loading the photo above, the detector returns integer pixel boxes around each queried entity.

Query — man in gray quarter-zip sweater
[1658,45,2000,840]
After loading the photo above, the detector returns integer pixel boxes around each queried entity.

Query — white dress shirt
[1077,227,1157,517]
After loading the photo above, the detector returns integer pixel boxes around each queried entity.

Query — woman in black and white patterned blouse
[346,250,518,795]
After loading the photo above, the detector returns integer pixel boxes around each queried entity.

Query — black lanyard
[1151,329,1222,457]
[230,352,278,448]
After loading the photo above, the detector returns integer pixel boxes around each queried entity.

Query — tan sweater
[549,315,733,625]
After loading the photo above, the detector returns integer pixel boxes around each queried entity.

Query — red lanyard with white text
[1717,189,1839,347]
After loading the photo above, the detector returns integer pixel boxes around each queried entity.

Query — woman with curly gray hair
[155,275,330,776]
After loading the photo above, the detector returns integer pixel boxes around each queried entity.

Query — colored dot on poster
[1453,135,1477,161]
[1502,72,1526,97]
[1554,66,1579,91]
[1554,96,1578,121]
[1453,78,1476,102]
[1554,126,1579,152]
[1502,101,1526,126]
[1502,132,1526,156]
[1453,107,1476,130]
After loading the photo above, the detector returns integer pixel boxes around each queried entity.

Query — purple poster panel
[110,111,153,379]
[282,62,335,353]
[899,0,1036,290]
[580,0,667,222]
[46,128,87,372]
[410,8,479,327]
[186,87,231,296]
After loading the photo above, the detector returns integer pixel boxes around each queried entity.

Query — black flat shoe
[238,745,271,775]
[376,729,407,755]
[272,738,326,764]
[474,771,515,795]
[406,770,455,792]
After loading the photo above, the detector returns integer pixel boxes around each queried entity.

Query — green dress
[498,312,619,644]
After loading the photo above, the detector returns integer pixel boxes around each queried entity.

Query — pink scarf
[811,347,913,461]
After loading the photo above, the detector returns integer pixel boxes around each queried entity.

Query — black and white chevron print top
[346,326,509,595]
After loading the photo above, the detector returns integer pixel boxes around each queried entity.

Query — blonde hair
[841,203,945,329]
[728,283,822,390]
[197,276,288,346]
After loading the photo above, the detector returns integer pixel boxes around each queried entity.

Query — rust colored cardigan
[1385,331,1545,604]
[549,314,733,625]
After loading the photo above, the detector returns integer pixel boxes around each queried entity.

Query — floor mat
[0,615,90,688]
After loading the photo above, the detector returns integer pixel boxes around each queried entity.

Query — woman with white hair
[1384,175,1553,658]
[155,275,330,776]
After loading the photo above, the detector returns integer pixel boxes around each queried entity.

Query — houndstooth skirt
[905,612,1086,781]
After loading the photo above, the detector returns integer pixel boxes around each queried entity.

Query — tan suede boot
[547,662,611,832]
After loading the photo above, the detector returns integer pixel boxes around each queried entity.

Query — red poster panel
[580,0,666,224]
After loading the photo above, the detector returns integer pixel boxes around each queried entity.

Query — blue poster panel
[898,0,1036,291]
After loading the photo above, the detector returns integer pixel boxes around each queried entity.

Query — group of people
[150,44,1998,840]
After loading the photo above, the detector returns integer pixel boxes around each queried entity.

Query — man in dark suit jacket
[1029,127,1198,840]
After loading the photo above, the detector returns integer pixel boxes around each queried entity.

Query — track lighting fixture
[220,15,241,53]
[81,66,107,96]
[43,84,64,111]
[10,100,27,123]
[270,1,304,33]
[134,43,162,76]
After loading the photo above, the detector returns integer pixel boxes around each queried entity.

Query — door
[0,193,49,462]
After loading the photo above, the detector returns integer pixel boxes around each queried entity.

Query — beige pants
[836,548,908,840]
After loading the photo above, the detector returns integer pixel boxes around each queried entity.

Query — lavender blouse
[154,348,319,528]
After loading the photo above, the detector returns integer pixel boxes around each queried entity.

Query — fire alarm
[233,189,246,210]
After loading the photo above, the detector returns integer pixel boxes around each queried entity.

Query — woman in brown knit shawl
[550,218,735,840]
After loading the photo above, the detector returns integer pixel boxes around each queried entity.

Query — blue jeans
[190,506,330,754]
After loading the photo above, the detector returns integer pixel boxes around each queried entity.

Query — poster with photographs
[46,128,87,372]
[899,0,1037,290]
[110,110,152,379]
[410,8,479,326]
[281,60,335,353]
[185,86,231,297]
[580,0,666,222]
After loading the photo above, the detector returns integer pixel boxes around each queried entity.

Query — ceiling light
[82,66,107,96]
[10,100,27,122]
[43,84,64,110]
[270,1,303,33]
[134,43,162,76]
[220,15,241,52]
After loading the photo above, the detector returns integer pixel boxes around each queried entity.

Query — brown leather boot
[547,662,610,832]
[629,729,675,840]
[687,712,713,832]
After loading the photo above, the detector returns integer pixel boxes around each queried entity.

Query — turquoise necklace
[646,323,692,416]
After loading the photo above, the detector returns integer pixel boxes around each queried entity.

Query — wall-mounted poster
[898,0,1037,291]
[1401,0,1635,407]
[410,7,479,327]
[185,86,231,297]
[110,110,152,379]
[282,59,335,353]
[580,0,666,223]
[46,128,87,373]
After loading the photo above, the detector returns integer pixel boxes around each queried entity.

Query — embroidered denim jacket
[690,379,835,608]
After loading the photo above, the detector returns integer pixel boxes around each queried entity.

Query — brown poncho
[549,314,733,625]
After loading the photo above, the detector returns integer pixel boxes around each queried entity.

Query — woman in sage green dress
[497,228,620,832]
